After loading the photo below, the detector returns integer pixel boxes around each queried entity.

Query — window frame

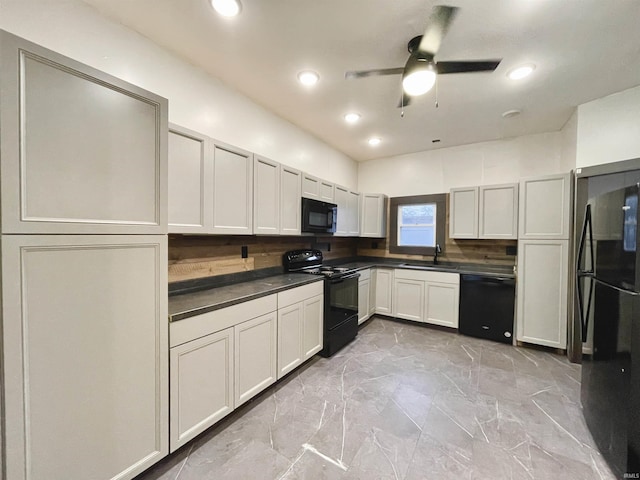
[389,193,446,255]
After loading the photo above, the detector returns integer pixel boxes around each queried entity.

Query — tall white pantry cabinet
[0,30,169,480]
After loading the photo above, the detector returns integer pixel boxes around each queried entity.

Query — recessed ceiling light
[297,71,319,86]
[502,109,522,118]
[507,64,535,80]
[368,137,381,146]
[210,0,241,17]
[344,113,361,124]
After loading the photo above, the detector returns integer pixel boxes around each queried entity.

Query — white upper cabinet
[280,166,302,235]
[302,173,321,200]
[347,190,361,236]
[0,31,167,234]
[211,142,254,235]
[449,187,479,239]
[360,193,387,238]
[320,180,335,202]
[450,183,518,240]
[253,156,280,235]
[334,185,349,236]
[168,124,212,234]
[479,183,519,239]
[519,173,571,239]
[302,173,334,202]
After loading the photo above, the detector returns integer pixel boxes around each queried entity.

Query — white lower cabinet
[169,282,323,451]
[2,235,168,480]
[170,328,234,451]
[516,239,569,348]
[358,269,372,324]
[424,281,460,328]
[392,269,460,328]
[235,312,278,406]
[394,278,424,322]
[375,268,394,315]
[277,281,324,378]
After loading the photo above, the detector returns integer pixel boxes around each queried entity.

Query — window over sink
[389,194,446,255]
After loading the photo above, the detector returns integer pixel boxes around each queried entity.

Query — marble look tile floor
[137,317,616,480]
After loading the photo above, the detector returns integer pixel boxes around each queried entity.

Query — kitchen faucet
[433,243,442,265]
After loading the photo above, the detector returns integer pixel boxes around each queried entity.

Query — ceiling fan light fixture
[210,0,241,17]
[507,64,535,80]
[344,113,361,124]
[297,70,319,86]
[402,64,436,96]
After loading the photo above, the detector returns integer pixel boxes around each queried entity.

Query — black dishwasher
[459,274,515,344]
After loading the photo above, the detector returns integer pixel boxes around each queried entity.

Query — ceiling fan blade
[436,60,501,74]
[345,67,404,79]
[417,5,459,56]
[397,93,412,108]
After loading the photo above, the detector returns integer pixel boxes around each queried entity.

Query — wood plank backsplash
[169,193,516,283]
[168,235,358,282]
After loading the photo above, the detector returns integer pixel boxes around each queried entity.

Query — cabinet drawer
[170,294,277,347]
[277,281,323,308]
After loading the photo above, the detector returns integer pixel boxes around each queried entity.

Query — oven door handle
[330,272,360,283]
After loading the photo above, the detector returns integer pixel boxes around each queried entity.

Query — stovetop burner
[283,250,358,278]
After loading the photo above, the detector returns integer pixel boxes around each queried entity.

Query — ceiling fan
[345,5,501,108]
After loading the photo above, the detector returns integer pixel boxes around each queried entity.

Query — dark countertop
[168,257,515,322]
[169,274,323,322]
[331,258,516,279]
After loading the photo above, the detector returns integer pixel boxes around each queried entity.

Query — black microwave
[302,198,337,234]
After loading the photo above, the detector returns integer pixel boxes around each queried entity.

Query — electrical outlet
[241,246,248,258]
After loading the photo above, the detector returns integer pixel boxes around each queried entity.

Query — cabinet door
[303,294,324,359]
[253,156,280,235]
[234,312,277,406]
[2,235,168,480]
[334,185,349,236]
[277,302,304,379]
[424,281,460,329]
[519,173,571,239]
[516,239,569,348]
[280,166,302,235]
[479,183,519,239]
[361,194,387,238]
[0,31,168,234]
[170,328,233,452]
[320,180,335,202]
[394,278,425,322]
[369,270,377,315]
[212,142,253,234]
[347,190,361,236]
[449,187,479,239]
[375,269,394,315]
[358,278,371,324]
[302,173,320,199]
[168,124,212,234]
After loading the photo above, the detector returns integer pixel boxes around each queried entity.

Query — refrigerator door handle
[576,205,595,342]
[592,277,640,296]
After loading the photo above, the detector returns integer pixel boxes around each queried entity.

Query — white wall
[560,110,578,173]
[358,131,568,197]
[0,0,358,189]
[576,85,640,168]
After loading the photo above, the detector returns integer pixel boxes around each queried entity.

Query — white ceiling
[81,0,640,162]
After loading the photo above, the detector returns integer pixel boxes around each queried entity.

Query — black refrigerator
[575,167,640,478]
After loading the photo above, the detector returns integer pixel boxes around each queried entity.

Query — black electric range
[283,250,360,357]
